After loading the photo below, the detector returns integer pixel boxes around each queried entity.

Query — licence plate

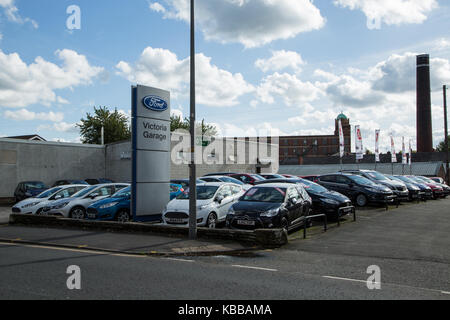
[237,220,255,226]
[87,213,96,219]
[167,218,185,223]
[343,207,352,213]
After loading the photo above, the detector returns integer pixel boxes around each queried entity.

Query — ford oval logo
[142,95,168,112]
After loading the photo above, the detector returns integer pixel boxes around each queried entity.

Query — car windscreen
[348,175,378,186]
[395,176,414,184]
[298,179,328,193]
[24,182,46,189]
[177,186,219,200]
[220,177,244,185]
[36,187,62,198]
[112,186,131,197]
[366,171,388,181]
[73,186,97,198]
[242,187,286,203]
[419,176,434,184]
[250,174,265,181]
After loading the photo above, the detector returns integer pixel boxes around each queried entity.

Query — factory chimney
[416,54,433,152]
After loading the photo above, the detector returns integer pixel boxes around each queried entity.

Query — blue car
[86,186,131,222]
[170,183,184,200]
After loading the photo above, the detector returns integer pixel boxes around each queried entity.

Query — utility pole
[444,85,449,185]
[188,0,197,240]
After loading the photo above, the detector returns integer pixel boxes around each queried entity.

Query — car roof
[250,183,297,188]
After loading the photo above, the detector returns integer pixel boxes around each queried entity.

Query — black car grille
[339,201,352,208]
[87,208,98,214]
[165,212,189,219]
[12,207,21,213]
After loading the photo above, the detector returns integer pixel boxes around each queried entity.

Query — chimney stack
[416,54,433,152]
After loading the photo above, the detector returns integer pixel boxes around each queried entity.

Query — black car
[342,170,409,202]
[255,178,354,220]
[85,178,114,185]
[226,183,310,231]
[259,174,286,180]
[316,173,395,207]
[393,175,433,200]
[52,180,89,187]
[386,175,422,201]
[14,181,48,203]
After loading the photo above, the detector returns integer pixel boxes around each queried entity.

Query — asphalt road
[1,198,450,300]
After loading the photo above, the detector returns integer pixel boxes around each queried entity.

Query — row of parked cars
[12,170,448,232]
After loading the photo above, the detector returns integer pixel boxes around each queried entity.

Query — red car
[407,176,445,199]
[300,175,320,183]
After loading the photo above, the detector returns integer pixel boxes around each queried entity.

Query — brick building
[279,113,351,165]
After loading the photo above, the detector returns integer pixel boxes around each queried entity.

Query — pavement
[0,206,10,224]
[1,198,450,299]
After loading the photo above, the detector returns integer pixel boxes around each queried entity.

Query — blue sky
[0,0,449,152]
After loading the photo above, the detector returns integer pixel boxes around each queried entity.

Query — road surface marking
[442,291,450,295]
[323,275,372,284]
[232,265,278,272]
[166,258,195,263]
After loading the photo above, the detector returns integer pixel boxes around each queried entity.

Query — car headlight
[53,202,70,209]
[22,202,40,209]
[197,204,209,210]
[99,202,118,209]
[260,208,279,217]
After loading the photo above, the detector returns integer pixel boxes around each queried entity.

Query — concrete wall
[0,138,105,199]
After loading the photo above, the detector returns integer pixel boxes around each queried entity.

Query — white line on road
[323,275,374,285]
[232,265,278,272]
[165,258,195,263]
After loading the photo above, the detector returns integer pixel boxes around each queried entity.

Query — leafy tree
[78,106,131,144]
[436,136,450,152]
[170,116,218,136]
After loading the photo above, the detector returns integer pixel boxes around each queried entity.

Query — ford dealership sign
[143,95,168,112]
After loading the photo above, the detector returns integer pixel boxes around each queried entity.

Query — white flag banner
[375,130,380,162]
[339,119,344,158]
[391,135,397,163]
[409,139,412,166]
[355,125,363,161]
[402,137,407,164]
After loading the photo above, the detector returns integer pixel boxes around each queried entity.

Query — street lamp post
[188,0,197,240]
[444,85,449,185]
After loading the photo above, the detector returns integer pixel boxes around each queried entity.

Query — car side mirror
[215,195,224,204]
[54,195,62,200]
[90,193,99,199]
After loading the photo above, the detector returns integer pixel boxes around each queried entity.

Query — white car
[42,183,130,219]
[12,185,89,215]
[162,182,245,228]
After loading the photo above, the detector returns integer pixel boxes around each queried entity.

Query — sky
[0,0,449,153]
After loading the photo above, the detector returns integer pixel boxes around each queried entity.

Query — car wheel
[356,194,368,207]
[116,210,131,223]
[36,208,43,215]
[70,207,86,220]
[280,217,289,231]
[206,213,218,229]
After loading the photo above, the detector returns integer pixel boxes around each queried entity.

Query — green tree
[78,106,131,144]
[170,116,218,136]
[436,136,450,152]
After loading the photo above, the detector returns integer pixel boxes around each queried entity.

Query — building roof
[336,113,348,120]
[279,162,445,177]
[6,134,46,141]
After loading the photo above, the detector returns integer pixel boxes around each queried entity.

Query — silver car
[42,183,129,219]
[12,185,89,215]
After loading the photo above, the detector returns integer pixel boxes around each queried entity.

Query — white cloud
[0,49,104,108]
[38,122,78,133]
[255,50,305,73]
[255,72,322,107]
[334,0,438,29]
[150,0,325,48]
[0,0,38,28]
[116,46,254,107]
[149,2,166,13]
[3,109,64,122]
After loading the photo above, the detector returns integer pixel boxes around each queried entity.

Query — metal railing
[303,208,357,239]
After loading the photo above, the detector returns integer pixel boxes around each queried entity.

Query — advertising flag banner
[355,125,363,161]
[339,119,344,158]
[375,129,380,162]
[391,134,397,163]
[402,137,407,164]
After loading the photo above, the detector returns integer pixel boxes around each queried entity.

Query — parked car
[163,182,245,228]
[170,183,184,200]
[226,183,310,231]
[281,174,297,178]
[42,183,130,219]
[12,184,88,215]
[228,173,266,185]
[417,176,449,197]
[316,173,395,207]
[85,178,114,185]
[301,175,320,182]
[430,177,446,185]
[52,180,89,187]
[259,173,286,180]
[407,176,445,199]
[393,175,433,200]
[87,186,131,222]
[14,181,48,203]
[255,178,354,220]
[342,170,409,202]
[199,175,251,190]
[170,179,204,189]
[386,175,422,201]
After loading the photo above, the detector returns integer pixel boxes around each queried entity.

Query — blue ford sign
[142,95,168,112]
